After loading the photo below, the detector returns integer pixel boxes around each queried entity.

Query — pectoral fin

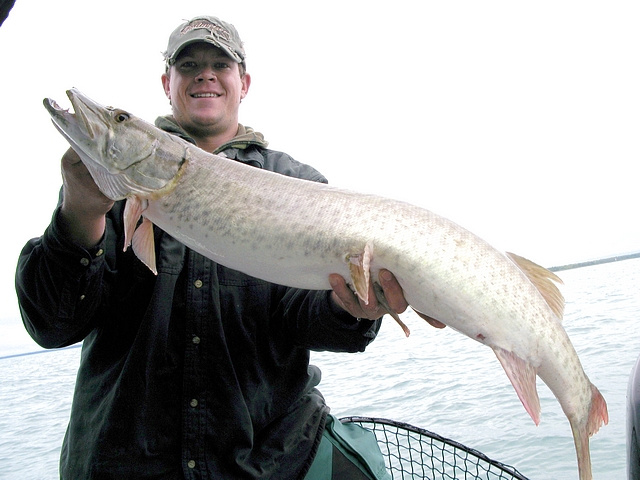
[493,346,541,425]
[122,196,156,274]
[131,217,157,275]
[123,196,146,252]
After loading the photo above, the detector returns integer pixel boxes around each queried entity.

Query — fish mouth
[43,88,107,142]
[43,89,131,200]
[43,97,80,145]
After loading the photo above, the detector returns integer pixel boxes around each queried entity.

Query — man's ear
[241,73,251,100]
[161,73,171,101]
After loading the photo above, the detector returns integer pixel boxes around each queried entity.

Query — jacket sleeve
[273,286,382,353]
[15,203,119,349]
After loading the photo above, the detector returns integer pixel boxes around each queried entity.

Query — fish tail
[570,383,609,480]
[571,422,592,480]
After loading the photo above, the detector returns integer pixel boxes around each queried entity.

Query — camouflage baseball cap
[164,16,245,65]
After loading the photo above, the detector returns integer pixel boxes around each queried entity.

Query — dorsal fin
[506,252,565,319]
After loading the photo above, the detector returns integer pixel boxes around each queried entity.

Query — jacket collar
[154,115,269,154]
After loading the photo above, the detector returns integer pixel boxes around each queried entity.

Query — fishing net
[340,416,529,480]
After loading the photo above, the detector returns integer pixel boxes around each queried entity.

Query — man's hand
[329,269,446,329]
[59,148,114,248]
[329,269,407,320]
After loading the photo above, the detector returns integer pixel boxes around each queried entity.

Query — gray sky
[1,0,639,323]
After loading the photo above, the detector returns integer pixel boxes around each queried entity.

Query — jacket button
[80,258,90,267]
[192,336,201,345]
[187,460,196,469]
[194,279,203,288]
[190,398,198,408]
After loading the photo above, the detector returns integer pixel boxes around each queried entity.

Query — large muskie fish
[45,89,607,479]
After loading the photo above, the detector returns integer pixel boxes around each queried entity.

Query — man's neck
[190,129,234,153]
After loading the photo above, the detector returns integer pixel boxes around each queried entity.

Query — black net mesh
[340,417,530,480]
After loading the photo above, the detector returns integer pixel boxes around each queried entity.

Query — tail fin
[570,383,609,480]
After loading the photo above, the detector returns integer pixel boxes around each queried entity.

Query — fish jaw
[43,89,187,200]
[44,89,112,168]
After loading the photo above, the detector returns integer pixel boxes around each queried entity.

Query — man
[16,16,426,479]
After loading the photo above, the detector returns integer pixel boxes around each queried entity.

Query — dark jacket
[15,119,382,479]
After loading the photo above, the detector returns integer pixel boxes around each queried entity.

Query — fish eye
[114,110,130,123]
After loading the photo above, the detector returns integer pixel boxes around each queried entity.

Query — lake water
[1,258,638,479]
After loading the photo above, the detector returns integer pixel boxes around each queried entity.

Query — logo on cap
[180,19,232,43]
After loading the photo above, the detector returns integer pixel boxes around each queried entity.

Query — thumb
[62,147,82,166]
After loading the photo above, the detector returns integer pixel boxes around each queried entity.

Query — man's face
[161,43,250,139]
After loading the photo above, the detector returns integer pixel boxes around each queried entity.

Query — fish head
[44,88,186,200]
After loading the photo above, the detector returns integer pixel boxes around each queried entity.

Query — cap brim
[167,38,242,65]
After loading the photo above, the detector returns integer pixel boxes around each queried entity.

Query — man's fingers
[329,274,357,312]
[413,309,447,329]
[377,269,408,314]
[329,273,380,320]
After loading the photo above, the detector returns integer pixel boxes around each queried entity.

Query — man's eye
[179,61,197,70]
[213,62,230,70]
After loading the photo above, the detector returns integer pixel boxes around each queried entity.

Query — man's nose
[195,66,216,81]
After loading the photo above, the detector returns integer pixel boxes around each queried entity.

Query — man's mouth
[191,93,221,98]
